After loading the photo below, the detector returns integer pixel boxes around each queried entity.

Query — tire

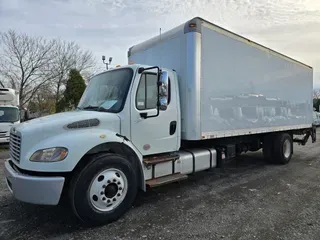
[69,153,138,226]
[272,133,293,165]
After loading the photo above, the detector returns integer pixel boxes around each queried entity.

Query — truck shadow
[1,152,270,239]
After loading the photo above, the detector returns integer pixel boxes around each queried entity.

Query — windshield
[0,107,19,122]
[77,68,134,113]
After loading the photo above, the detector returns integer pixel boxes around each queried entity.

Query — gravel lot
[1,133,320,240]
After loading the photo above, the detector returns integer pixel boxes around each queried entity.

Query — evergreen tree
[57,69,86,112]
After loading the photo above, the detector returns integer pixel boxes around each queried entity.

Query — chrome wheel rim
[283,139,291,159]
[89,168,128,212]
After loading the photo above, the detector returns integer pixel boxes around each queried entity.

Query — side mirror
[159,71,169,111]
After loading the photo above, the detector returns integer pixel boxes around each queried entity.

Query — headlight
[30,147,68,162]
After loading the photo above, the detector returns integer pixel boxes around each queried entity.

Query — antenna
[159,28,162,70]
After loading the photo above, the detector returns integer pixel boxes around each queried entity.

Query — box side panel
[128,32,202,140]
[200,25,313,138]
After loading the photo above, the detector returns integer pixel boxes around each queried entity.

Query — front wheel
[69,153,138,226]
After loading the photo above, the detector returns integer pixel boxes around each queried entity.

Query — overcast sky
[0,0,320,87]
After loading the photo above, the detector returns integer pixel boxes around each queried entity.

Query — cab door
[130,70,179,155]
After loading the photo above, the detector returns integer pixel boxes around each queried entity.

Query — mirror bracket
[137,67,168,119]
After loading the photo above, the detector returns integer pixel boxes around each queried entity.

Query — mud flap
[293,125,316,145]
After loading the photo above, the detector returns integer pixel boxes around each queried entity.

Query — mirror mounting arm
[138,67,168,119]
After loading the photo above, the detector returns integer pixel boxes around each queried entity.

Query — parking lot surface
[1,134,320,240]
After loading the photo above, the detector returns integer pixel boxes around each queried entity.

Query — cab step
[146,173,188,188]
[143,152,179,167]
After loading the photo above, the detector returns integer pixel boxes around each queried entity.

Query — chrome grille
[0,131,6,138]
[9,133,21,163]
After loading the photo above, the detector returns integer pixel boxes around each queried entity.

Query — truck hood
[14,110,121,140]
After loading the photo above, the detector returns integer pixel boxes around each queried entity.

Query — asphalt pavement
[1,134,320,240]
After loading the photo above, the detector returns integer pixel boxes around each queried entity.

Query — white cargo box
[0,88,19,106]
[128,17,313,140]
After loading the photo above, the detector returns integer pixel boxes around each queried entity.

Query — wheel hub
[89,168,128,212]
[104,183,118,198]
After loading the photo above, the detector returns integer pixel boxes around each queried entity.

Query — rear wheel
[69,153,138,226]
[272,133,293,164]
[263,133,293,164]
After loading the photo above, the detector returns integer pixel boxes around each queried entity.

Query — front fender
[20,129,144,173]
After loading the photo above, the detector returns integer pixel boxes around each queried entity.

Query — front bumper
[4,159,65,205]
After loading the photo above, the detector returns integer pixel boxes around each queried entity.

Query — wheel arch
[73,141,145,191]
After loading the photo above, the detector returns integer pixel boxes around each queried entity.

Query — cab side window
[136,73,172,110]
[136,73,158,110]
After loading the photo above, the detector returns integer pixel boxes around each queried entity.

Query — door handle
[169,121,177,135]
[140,112,148,119]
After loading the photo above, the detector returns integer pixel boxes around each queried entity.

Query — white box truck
[0,88,20,143]
[4,17,316,225]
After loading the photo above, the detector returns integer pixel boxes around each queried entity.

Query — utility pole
[102,55,113,70]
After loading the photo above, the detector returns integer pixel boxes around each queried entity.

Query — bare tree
[313,89,320,99]
[81,64,106,84]
[50,40,95,108]
[0,30,96,112]
[28,83,55,116]
[0,29,58,106]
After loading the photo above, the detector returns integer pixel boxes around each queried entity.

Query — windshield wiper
[97,106,109,112]
[82,105,100,110]
[80,105,109,112]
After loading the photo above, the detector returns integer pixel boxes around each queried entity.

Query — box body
[128,17,313,140]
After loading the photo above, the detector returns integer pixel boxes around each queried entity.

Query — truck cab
[76,65,180,156]
[0,88,20,143]
[4,64,180,225]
